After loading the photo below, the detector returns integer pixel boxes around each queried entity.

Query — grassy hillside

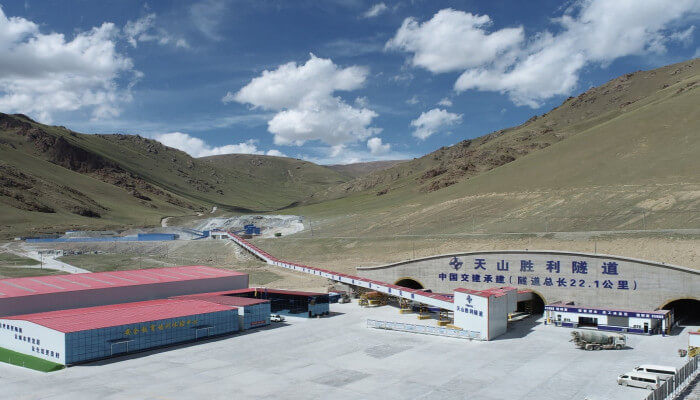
[326,160,407,178]
[286,59,699,235]
[0,120,196,237]
[309,58,700,202]
[0,115,351,237]
[199,154,348,203]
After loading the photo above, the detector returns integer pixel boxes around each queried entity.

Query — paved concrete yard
[1,302,695,400]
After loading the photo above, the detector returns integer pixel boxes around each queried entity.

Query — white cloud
[670,25,696,46]
[0,8,137,122]
[367,137,390,155]
[410,108,462,140]
[389,2,700,108]
[321,37,385,57]
[363,3,388,18]
[221,91,236,104]
[301,144,411,165]
[391,71,414,84]
[124,13,189,49]
[265,149,286,157]
[230,54,381,147]
[329,144,345,158]
[354,96,369,107]
[231,54,367,110]
[153,132,285,158]
[386,8,524,73]
[124,14,154,47]
[437,97,452,107]
[405,95,419,105]
[190,0,227,41]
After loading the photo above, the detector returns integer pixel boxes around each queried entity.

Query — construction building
[0,298,239,365]
[544,302,672,335]
[224,288,330,317]
[452,287,517,340]
[0,265,325,366]
[171,292,273,329]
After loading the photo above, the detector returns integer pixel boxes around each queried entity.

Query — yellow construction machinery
[399,298,412,314]
[359,291,388,307]
[417,305,431,320]
[437,310,452,326]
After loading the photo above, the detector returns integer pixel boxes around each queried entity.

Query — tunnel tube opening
[394,278,424,290]
[663,299,700,326]
[517,292,545,315]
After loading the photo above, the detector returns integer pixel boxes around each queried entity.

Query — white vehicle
[634,365,678,380]
[270,314,285,322]
[617,371,662,390]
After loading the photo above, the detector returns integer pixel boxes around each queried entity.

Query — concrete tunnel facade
[356,250,700,319]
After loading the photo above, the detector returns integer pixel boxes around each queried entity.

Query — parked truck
[571,331,626,350]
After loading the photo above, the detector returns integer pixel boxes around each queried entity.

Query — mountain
[288,58,700,235]
[2,58,698,238]
[308,58,699,202]
[198,153,348,202]
[0,116,350,237]
[326,160,407,178]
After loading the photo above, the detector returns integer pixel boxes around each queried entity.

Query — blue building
[0,299,239,365]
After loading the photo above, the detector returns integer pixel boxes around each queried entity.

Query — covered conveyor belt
[223,231,454,310]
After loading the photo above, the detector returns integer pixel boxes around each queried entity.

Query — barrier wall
[366,319,481,340]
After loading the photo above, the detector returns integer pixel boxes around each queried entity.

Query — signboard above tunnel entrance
[438,256,637,292]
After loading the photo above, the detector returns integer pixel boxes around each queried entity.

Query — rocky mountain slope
[325,160,407,178]
[308,58,699,202]
[0,116,350,237]
[288,58,699,235]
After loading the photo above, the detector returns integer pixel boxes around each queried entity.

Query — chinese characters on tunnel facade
[441,257,637,290]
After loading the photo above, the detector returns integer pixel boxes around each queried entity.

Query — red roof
[174,293,269,307]
[0,266,244,299]
[479,288,512,297]
[454,287,514,298]
[204,287,328,298]
[250,287,327,297]
[4,299,233,332]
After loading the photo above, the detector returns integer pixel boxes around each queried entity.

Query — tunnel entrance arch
[662,298,700,326]
[517,291,545,315]
[394,278,424,290]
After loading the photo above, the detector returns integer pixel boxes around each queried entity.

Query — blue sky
[0,1,698,164]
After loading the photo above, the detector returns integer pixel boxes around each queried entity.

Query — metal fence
[644,356,699,400]
[366,319,482,340]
